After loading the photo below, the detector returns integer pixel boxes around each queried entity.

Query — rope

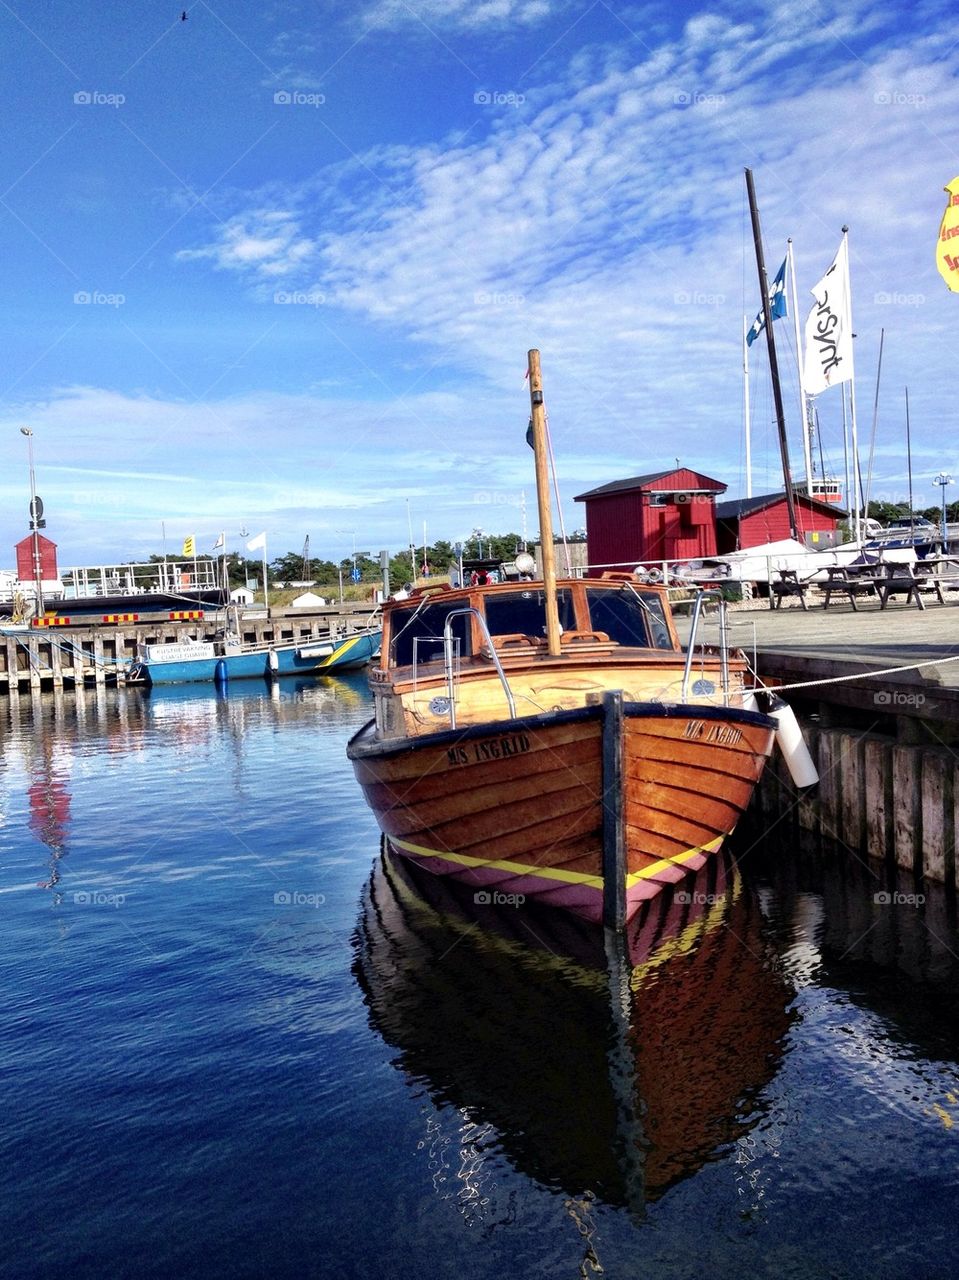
[544,412,572,575]
[756,651,959,694]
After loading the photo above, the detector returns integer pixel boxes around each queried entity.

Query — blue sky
[0,0,956,567]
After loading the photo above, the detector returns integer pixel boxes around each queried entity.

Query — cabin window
[388,601,473,667]
[584,587,674,650]
[482,589,576,639]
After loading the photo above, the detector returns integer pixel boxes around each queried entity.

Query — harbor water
[2,680,958,1279]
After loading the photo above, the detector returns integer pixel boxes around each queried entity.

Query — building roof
[14,532,57,549]
[715,491,847,521]
[574,467,727,501]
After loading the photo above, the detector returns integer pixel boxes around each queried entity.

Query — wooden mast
[744,167,799,541]
[527,349,562,657]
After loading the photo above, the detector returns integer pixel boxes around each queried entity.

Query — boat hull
[270,630,381,676]
[139,651,270,684]
[348,700,776,925]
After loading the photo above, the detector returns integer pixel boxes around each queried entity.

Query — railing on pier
[59,558,222,599]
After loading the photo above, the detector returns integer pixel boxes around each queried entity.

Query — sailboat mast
[527,349,562,657]
[863,327,884,519]
[787,238,813,494]
[842,226,862,544]
[742,316,752,499]
[905,386,915,535]
[744,168,799,540]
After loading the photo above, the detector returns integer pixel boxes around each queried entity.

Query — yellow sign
[182,535,195,557]
[936,176,959,291]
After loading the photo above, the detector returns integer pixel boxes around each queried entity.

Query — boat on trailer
[347,351,794,930]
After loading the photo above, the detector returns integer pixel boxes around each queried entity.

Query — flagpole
[745,167,798,541]
[262,541,269,610]
[905,387,915,535]
[787,238,813,494]
[742,315,752,499]
[841,386,851,539]
[406,498,416,585]
[843,226,861,543]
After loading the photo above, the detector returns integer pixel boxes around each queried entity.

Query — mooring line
[755,652,959,694]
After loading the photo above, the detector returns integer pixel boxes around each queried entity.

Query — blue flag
[746,257,788,347]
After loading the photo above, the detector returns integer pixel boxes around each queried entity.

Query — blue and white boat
[128,627,382,686]
[268,629,381,677]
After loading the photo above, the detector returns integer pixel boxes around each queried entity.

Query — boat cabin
[381,577,678,669]
[368,576,745,741]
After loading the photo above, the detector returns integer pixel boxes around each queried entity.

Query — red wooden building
[715,492,846,553]
[574,468,727,569]
[15,533,58,583]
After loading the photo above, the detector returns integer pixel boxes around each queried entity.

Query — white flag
[803,238,854,395]
[246,531,266,552]
[212,533,225,550]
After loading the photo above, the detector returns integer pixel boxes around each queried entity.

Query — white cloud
[172,0,959,511]
[362,0,564,31]
[0,384,571,563]
[177,211,317,278]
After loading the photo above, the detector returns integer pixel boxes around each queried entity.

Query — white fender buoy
[769,698,819,787]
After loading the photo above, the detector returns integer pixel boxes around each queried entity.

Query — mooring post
[602,689,627,931]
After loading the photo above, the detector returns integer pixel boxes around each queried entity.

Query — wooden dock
[680,598,959,894]
[0,605,378,692]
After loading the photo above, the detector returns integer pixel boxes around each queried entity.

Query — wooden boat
[347,351,781,929]
[353,846,794,1210]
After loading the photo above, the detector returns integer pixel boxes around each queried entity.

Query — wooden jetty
[0,604,379,692]
[681,597,959,893]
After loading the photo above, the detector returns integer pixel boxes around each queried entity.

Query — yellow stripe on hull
[389,833,725,890]
[317,635,361,669]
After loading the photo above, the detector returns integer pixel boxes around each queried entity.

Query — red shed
[574,468,727,570]
[715,492,846,553]
[15,533,58,582]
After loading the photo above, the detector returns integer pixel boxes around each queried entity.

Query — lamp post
[20,427,44,613]
[934,472,953,547]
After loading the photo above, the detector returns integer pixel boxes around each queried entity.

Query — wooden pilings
[755,720,958,890]
[0,610,374,694]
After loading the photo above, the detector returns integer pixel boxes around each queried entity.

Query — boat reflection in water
[353,846,795,1213]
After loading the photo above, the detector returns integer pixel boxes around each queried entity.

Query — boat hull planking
[348,700,776,925]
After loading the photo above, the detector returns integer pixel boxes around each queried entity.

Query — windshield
[584,586,673,650]
[483,589,576,639]
[389,600,473,667]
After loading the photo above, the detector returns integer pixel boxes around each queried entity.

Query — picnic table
[769,568,810,610]
[877,557,959,609]
[821,564,882,611]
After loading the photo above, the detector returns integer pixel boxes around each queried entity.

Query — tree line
[143,533,527,588]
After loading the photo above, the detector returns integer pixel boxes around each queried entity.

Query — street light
[934,472,953,546]
[20,427,44,613]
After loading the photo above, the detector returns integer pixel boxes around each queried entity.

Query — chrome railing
[680,589,730,704]
[442,607,516,729]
